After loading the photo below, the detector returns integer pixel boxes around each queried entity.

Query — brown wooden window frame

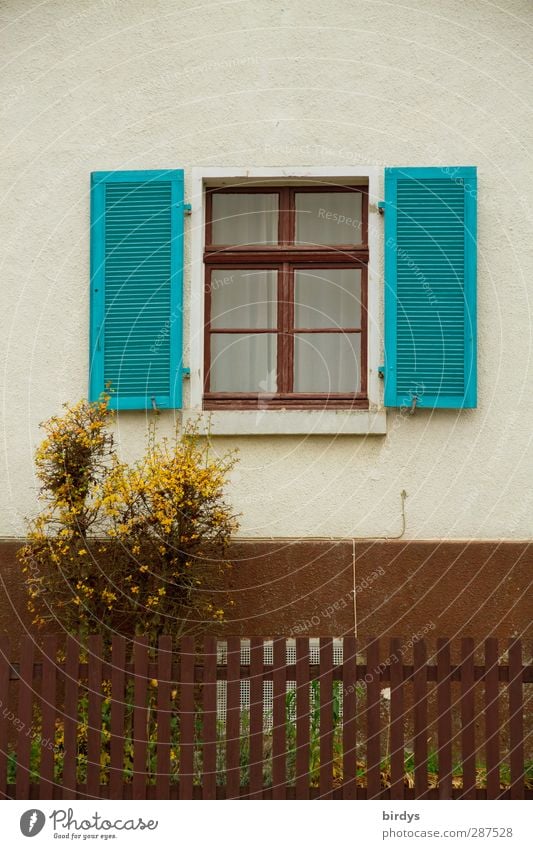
[203,185,369,411]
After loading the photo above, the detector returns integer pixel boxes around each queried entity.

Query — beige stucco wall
[1,0,532,540]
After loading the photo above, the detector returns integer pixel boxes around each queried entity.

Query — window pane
[211,193,278,245]
[295,192,363,245]
[293,333,361,393]
[294,268,361,329]
[210,269,277,328]
[210,333,277,392]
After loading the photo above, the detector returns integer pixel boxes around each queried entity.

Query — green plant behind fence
[8,682,529,790]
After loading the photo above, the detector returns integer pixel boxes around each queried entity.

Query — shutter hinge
[378,365,385,379]
[182,367,191,378]
[377,201,386,215]
[183,203,192,215]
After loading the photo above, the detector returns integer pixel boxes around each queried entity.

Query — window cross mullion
[277,262,293,394]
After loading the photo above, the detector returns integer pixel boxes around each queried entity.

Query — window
[89,167,474,428]
[203,185,368,410]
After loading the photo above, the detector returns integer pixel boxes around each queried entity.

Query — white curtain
[294,268,361,329]
[295,192,363,246]
[293,333,361,393]
[211,193,278,245]
[293,268,362,393]
[209,269,277,392]
[210,333,277,393]
[210,269,276,329]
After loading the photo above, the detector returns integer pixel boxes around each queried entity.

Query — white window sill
[182,409,387,435]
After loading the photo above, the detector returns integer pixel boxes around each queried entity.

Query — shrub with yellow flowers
[18,396,239,642]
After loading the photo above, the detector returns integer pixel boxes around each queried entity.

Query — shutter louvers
[89,170,185,409]
[384,167,477,409]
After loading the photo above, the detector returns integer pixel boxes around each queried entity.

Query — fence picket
[86,635,103,799]
[366,638,381,799]
[460,637,476,799]
[109,636,126,801]
[156,635,173,800]
[226,637,241,799]
[16,637,34,800]
[319,638,334,799]
[40,635,58,798]
[508,639,524,800]
[485,638,500,799]
[62,635,79,799]
[437,638,452,799]
[179,636,194,799]
[389,637,404,799]
[296,637,310,800]
[413,639,428,799]
[272,637,286,799]
[0,637,10,799]
[202,636,217,800]
[132,637,149,800]
[248,638,264,799]
[342,636,357,800]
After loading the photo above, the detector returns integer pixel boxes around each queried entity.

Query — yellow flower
[18,404,239,639]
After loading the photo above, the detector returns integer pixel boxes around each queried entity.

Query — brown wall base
[219,539,533,641]
[1,539,531,646]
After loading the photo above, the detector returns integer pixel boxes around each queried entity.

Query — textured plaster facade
[1,0,532,540]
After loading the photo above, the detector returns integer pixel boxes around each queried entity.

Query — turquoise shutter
[383,167,477,409]
[89,170,185,409]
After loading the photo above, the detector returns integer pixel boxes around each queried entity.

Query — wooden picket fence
[0,635,531,800]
